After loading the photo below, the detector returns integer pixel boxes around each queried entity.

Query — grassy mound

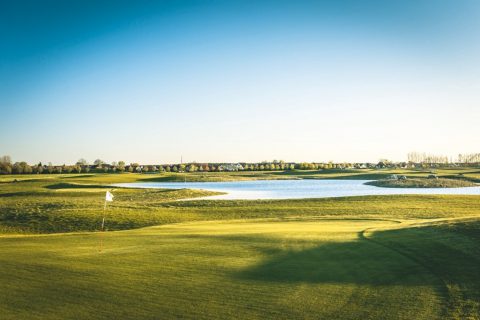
[366,178,477,188]
[1,174,480,234]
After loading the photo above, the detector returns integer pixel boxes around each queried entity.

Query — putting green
[2,218,478,319]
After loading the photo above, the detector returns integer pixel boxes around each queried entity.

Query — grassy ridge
[1,174,480,233]
[0,183,218,233]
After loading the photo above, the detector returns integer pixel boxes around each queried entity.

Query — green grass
[366,177,477,188]
[1,174,480,234]
[1,218,479,319]
[1,172,479,319]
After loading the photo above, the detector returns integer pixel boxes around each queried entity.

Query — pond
[114,179,480,200]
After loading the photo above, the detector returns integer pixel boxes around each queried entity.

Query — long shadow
[234,220,480,318]
[45,183,111,189]
[237,222,480,281]
[236,237,433,286]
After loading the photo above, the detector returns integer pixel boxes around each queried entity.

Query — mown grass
[1,174,480,233]
[1,218,479,319]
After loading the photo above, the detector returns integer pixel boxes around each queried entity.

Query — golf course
[1,169,479,319]
[3,1,480,318]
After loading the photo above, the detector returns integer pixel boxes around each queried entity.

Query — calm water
[114,179,480,200]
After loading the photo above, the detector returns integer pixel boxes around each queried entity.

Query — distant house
[219,163,244,172]
[376,161,387,169]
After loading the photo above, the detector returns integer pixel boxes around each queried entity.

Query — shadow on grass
[236,237,431,286]
[60,174,94,179]
[234,221,480,317]
[234,222,480,288]
[45,183,111,189]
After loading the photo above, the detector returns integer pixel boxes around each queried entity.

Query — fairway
[1,218,479,319]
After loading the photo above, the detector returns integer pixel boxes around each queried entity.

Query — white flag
[105,191,114,202]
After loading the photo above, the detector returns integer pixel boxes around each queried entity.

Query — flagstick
[99,191,113,253]
[101,199,107,231]
[99,199,107,253]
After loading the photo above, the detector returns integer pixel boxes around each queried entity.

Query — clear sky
[1,0,479,164]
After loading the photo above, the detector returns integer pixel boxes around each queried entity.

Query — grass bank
[366,178,477,188]
[1,174,480,233]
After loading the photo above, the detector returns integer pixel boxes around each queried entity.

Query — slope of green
[0,218,479,319]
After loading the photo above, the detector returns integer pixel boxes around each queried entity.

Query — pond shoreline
[113,179,480,200]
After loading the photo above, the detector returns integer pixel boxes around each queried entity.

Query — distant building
[219,163,244,171]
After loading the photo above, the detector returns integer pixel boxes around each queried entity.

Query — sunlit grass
[1,219,478,319]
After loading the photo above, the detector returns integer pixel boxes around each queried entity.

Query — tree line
[407,152,480,164]
[1,154,479,175]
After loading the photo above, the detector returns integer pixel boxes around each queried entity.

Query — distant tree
[0,155,14,174]
[127,166,133,173]
[76,158,88,166]
[117,161,125,172]
[0,155,12,164]
[0,163,12,174]
[24,164,33,174]
[130,163,139,172]
[93,159,104,166]
[165,165,171,172]
[172,166,178,172]
[13,162,30,174]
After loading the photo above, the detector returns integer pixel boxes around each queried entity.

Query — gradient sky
[1,0,479,164]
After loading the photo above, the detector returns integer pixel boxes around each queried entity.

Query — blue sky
[1,0,479,164]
